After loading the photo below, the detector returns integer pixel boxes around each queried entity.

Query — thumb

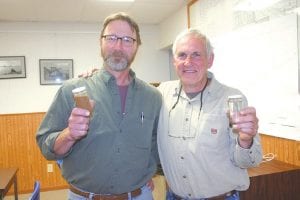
[89,99,95,110]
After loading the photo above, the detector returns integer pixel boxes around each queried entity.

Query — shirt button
[188,194,192,197]
[110,186,114,189]
[120,129,122,133]
[250,151,252,154]
[183,175,186,178]
[185,118,189,121]
[182,137,186,140]
[180,156,184,159]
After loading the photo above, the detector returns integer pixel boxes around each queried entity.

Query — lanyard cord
[199,78,209,112]
[169,85,182,114]
[169,78,209,115]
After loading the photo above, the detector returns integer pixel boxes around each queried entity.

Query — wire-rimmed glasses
[101,35,136,47]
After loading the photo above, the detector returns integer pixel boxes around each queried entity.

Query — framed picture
[0,56,26,79]
[39,59,73,85]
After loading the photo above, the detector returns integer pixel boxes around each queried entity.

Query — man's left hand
[232,106,259,148]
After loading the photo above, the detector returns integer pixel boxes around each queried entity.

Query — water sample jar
[72,86,93,114]
[227,95,244,121]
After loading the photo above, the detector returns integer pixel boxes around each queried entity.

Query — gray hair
[172,28,214,57]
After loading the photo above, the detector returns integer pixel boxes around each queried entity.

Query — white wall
[159,6,187,49]
[158,5,188,81]
[0,22,169,114]
[189,0,234,39]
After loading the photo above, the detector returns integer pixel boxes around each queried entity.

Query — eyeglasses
[101,35,136,47]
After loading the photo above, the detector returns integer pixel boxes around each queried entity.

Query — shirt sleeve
[36,86,74,160]
[233,134,263,168]
[151,90,162,164]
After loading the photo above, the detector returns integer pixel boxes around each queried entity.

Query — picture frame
[39,59,73,85]
[0,56,26,79]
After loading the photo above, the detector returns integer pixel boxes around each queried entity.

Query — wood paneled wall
[0,113,299,194]
[0,113,67,194]
[260,134,300,166]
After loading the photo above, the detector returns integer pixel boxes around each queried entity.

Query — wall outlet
[47,164,53,172]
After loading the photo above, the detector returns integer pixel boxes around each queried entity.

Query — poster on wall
[0,56,26,79]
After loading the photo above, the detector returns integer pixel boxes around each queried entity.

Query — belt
[69,185,142,200]
[207,190,237,200]
[173,190,237,200]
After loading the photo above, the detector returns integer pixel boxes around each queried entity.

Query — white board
[210,14,300,140]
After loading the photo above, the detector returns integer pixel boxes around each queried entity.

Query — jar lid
[228,95,243,100]
[72,86,86,94]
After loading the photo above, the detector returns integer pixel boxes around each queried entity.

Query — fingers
[89,99,95,110]
[240,106,256,116]
[237,125,257,136]
[235,107,258,148]
[146,179,154,191]
[77,70,91,78]
[234,106,259,136]
[92,68,99,73]
[67,108,91,140]
[78,68,99,78]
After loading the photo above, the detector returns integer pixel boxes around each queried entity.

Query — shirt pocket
[128,112,154,149]
[126,112,155,165]
[196,113,230,148]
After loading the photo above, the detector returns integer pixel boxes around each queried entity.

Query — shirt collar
[97,68,137,87]
[171,71,215,96]
[171,81,182,96]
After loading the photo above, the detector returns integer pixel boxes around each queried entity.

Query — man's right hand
[67,107,91,140]
[53,104,93,155]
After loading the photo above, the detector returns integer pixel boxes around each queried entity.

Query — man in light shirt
[157,29,262,200]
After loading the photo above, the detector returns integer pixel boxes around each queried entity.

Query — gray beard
[105,56,129,71]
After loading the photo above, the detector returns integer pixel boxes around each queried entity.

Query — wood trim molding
[187,0,199,28]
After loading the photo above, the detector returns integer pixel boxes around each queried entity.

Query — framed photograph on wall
[39,59,73,85]
[0,56,26,79]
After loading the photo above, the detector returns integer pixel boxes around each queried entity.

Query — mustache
[111,50,127,58]
[104,51,128,63]
[104,51,128,61]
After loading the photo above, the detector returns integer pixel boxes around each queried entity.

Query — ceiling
[0,0,187,24]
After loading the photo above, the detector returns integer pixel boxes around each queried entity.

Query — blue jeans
[166,190,239,200]
[68,185,153,200]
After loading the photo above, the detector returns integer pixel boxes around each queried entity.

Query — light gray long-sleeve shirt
[157,71,262,199]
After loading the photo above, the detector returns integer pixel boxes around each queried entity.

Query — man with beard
[36,12,162,200]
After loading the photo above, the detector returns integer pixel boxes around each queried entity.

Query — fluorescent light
[234,0,281,11]
[96,0,135,2]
